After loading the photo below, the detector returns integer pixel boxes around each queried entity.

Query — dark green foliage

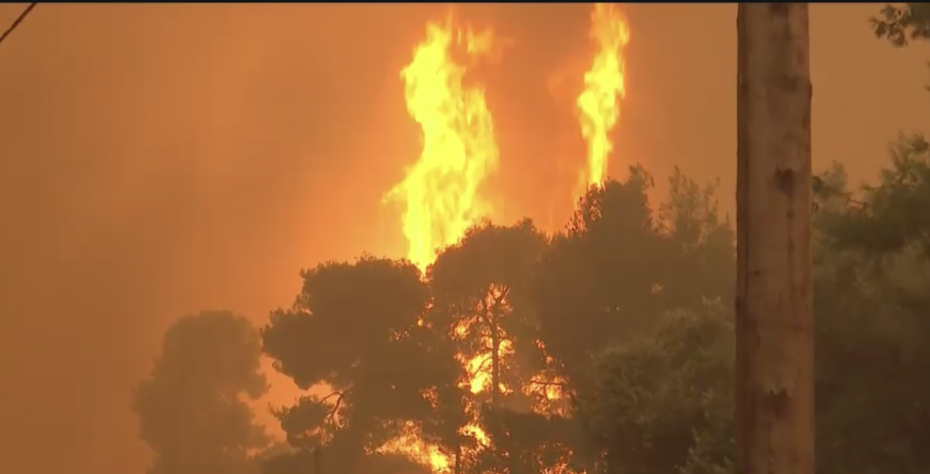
[534,166,733,381]
[262,256,430,390]
[810,139,930,474]
[817,134,930,257]
[578,136,930,474]
[572,304,734,474]
[872,3,930,46]
[872,3,930,91]
[135,132,930,474]
[261,256,462,468]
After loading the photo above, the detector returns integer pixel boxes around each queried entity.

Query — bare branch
[0,3,37,50]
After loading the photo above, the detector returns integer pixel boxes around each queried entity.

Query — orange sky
[0,4,927,474]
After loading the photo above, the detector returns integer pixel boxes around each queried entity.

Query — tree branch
[524,378,566,388]
[321,389,352,428]
[0,3,37,50]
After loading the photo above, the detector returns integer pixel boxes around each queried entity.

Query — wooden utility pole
[736,4,814,474]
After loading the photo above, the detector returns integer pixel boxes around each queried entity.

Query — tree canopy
[238,167,736,474]
[133,9,930,473]
[132,311,268,474]
[872,3,930,46]
[135,145,930,474]
[535,166,732,382]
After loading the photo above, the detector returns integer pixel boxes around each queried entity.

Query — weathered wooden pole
[736,4,814,474]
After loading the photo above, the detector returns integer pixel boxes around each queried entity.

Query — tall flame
[576,3,630,195]
[385,18,499,274]
[380,17,500,473]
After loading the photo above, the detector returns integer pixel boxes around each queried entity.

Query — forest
[131,5,930,474]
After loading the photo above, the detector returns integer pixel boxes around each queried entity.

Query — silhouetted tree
[133,311,268,474]
[810,148,930,474]
[579,149,930,474]
[429,220,571,474]
[817,134,930,258]
[534,167,733,383]
[261,256,462,474]
[429,219,549,405]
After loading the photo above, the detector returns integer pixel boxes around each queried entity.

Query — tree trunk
[736,5,814,474]
[490,314,502,405]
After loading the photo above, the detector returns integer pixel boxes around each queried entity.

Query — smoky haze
[0,3,926,474]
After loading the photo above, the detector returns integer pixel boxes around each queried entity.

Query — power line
[0,3,37,50]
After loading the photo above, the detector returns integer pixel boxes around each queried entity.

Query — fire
[576,3,630,195]
[385,17,500,274]
[382,10,608,473]
[462,337,514,395]
[380,17,500,472]
[378,421,452,472]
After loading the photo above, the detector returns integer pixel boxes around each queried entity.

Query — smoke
[0,4,925,474]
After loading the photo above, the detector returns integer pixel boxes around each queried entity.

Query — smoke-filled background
[0,3,926,474]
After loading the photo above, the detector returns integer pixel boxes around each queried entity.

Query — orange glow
[383,13,593,474]
[379,17,501,472]
[461,334,514,395]
[523,340,568,415]
[378,421,452,473]
[385,17,499,274]
[576,3,630,197]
